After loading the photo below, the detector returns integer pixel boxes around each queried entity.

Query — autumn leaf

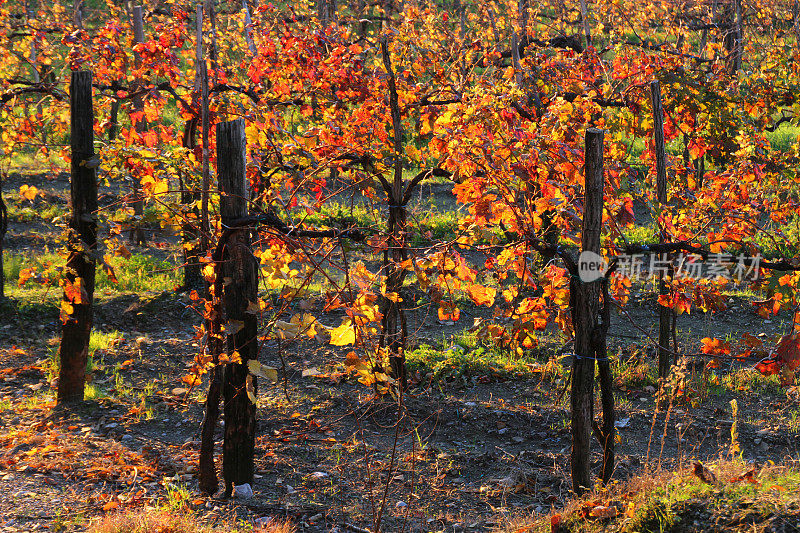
[101,257,119,284]
[752,296,780,318]
[247,360,278,383]
[438,302,461,322]
[728,467,759,485]
[692,462,717,484]
[246,374,257,404]
[181,374,200,386]
[589,506,617,518]
[467,284,496,306]
[63,277,88,304]
[102,501,119,511]
[775,333,800,371]
[19,185,38,201]
[756,333,800,377]
[18,268,34,287]
[701,337,730,356]
[344,351,369,373]
[115,245,132,259]
[329,319,356,346]
[60,300,74,317]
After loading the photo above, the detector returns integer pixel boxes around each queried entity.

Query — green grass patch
[99,254,182,293]
[43,329,122,381]
[4,251,181,294]
[764,122,800,153]
[407,333,564,386]
[6,150,67,175]
[6,202,68,224]
[0,286,60,322]
[613,352,658,390]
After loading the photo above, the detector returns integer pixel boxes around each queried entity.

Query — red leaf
[775,333,800,371]
[756,358,781,376]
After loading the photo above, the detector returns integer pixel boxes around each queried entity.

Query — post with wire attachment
[217,119,259,497]
[570,128,612,493]
[650,80,673,383]
[57,71,98,404]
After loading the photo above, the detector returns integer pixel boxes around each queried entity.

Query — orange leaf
[19,185,39,201]
[701,337,730,356]
[438,303,460,322]
[728,467,758,485]
[181,374,201,386]
[550,513,562,533]
[17,268,34,287]
[466,284,496,306]
[102,501,119,511]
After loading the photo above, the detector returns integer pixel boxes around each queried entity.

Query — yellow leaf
[246,374,257,404]
[247,360,278,383]
[329,319,356,346]
[61,300,74,316]
[154,179,168,196]
[383,291,402,302]
[19,185,39,201]
[202,264,215,282]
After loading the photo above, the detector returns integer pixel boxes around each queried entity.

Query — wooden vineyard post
[200,9,211,261]
[570,128,607,494]
[695,154,705,189]
[732,0,743,73]
[217,119,259,497]
[196,55,220,494]
[129,5,146,245]
[179,4,205,292]
[579,0,591,48]
[650,80,673,382]
[57,71,98,404]
[242,0,256,56]
[0,175,6,300]
[794,1,800,55]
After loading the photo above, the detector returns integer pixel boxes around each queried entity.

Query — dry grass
[88,507,296,533]
[496,459,800,532]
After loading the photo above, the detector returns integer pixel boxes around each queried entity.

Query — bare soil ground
[0,172,799,532]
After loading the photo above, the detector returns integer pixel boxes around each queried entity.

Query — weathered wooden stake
[57,71,98,404]
[205,0,219,80]
[128,5,146,245]
[0,176,7,300]
[579,0,591,48]
[242,0,256,55]
[73,0,83,28]
[217,119,259,497]
[570,128,605,494]
[179,4,205,292]
[200,13,211,257]
[794,1,800,54]
[732,0,743,73]
[650,80,672,381]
